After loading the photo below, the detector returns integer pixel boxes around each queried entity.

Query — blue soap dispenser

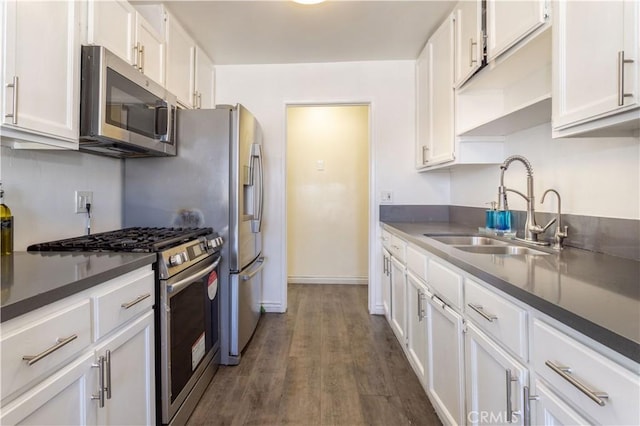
[485,202,497,230]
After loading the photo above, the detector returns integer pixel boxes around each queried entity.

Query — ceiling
[161,0,456,65]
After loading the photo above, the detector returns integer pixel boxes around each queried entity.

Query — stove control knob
[169,252,188,266]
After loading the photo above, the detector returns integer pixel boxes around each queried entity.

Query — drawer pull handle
[121,293,151,309]
[468,303,498,322]
[22,334,78,365]
[545,360,609,406]
[506,369,520,423]
[91,355,105,407]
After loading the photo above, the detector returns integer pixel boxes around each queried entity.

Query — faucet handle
[530,217,556,235]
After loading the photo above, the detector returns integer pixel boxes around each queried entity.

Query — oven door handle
[167,257,221,295]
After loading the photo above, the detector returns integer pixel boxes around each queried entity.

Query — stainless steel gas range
[28,227,223,425]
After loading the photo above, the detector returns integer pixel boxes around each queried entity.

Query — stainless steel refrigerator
[123,104,265,365]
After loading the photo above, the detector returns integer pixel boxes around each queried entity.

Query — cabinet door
[1,0,79,141]
[0,352,97,425]
[165,14,195,108]
[552,0,639,129]
[465,322,528,426]
[454,0,482,87]
[406,273,429,386]
[94,311,155,426]
[389,257,406,344]
[86,0,136,66]
[415,42,430,168]
[426,15,455,166]
[381,250,392,321]
[486,0,546,61]
[426,295,464,425]
[195,46,215,109]
[136,14,165,86]
[532,380,590,426]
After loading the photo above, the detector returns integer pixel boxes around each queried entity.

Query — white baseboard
[260,301,285,313]
[287,276,368,285]
[370,303,385,315]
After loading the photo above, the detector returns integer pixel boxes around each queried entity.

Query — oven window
[105,69,166,138]
[169,280,209,403]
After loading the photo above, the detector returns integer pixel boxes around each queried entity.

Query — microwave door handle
[155,104,168,138]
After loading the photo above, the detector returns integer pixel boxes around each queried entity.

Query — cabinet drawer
[465,278,527,360]
[427,258,463,310]
[406,244,427,281]
[389,234,407,262]
[532,319,640,425]
[1,300,91,399]
[381,229,392,251]
[91,269,154,341]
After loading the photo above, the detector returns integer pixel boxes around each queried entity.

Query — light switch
[316,160,325,171]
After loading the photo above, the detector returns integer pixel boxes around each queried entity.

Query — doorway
[286,104,370,287]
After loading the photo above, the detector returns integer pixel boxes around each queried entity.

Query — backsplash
[380,204,640,261]
[0,146,123,250]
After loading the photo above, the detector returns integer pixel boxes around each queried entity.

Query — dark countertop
[382,222,640,364]
[1,251,156,323]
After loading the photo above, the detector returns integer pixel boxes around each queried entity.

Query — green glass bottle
[1,183,14,256]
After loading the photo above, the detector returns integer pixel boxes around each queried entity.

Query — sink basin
[427,235,508,246]
[454,245,549,256]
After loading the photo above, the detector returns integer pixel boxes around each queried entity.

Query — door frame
[281,101,377,313]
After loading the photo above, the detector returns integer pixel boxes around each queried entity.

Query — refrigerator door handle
[240,257,266,281]
[251,143,264,233]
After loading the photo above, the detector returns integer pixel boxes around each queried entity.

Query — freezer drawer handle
[241,257,266,281]
[22,334,78,365]
[545,360,608,406]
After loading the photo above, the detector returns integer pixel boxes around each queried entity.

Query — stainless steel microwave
[79,45,177,158]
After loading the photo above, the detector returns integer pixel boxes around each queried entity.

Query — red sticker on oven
[207,271,218,300]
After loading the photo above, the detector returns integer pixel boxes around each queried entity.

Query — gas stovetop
[27,227,214,253]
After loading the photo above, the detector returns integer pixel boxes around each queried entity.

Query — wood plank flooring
[187,284,441,426]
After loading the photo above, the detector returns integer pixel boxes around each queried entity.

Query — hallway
[187,284,440,425]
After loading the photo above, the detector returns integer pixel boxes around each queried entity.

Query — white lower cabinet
[531,379,590,426]
[465,322,528,426]
[94,311,155,426]
[427,294,465,425]
[406,272,429,385]
[390,256,407,343]
[0,352,97,425]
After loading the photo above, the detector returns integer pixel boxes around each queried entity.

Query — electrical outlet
[380,191,393,204]
[75,191,93,213]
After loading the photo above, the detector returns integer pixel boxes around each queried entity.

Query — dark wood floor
[187,284,441,426]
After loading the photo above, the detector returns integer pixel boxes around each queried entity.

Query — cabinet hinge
[462,320,468,334]
[543,2,550,20]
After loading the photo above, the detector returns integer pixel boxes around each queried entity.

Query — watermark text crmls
[468,410,518,424]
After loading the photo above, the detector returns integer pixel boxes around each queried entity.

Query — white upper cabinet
[486,0,547,61]
[415,14,455,169]
[454,0,483,87]
[1,0,80,148]
[165,13,196,108]
[194,46,215,109]
[86,0,165,85]
[552,0,640,137]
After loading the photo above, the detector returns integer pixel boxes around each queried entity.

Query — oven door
[160,255,220,424]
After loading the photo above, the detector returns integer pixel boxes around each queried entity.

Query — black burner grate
[27,227,213,253]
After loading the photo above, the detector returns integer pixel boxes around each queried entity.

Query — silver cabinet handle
[468,303,498,322]
[418,291,427,320]
[105,350,112,400]
[422,146,429,164]
[469,38,477,67]
[132,44,139,68]
[523,386,539,426]
[197,92,202,109]
[22,334,78,365]
[121,293,151,309]
[618,51,634,106]
[545,360,609,406]
[505,369,519,423]
[5,76,18,124]
[431,294,446,309]
[193,91,199,108]
[139,43,145,72]
[91,355,105,408]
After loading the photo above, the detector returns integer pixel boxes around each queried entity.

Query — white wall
[450,123,640,220]
[287,105,369,284]
[215,60,450,312]
[0,146,123,249]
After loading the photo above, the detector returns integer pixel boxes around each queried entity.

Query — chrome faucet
[541,189,569,250]
[498,155,555,245]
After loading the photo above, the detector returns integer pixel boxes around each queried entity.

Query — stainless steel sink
[453,245,549,256]
[427,235,508,246]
